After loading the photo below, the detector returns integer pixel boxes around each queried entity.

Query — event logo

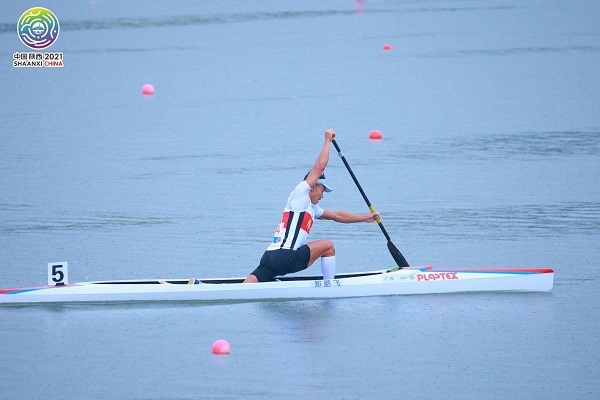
[17,7,60,50]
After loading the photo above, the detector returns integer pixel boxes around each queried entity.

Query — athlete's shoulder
[290,180,310,197]
[286,180,311,211]
[294,180,311,191]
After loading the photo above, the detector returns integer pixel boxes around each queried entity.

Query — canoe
[0,266,554,305]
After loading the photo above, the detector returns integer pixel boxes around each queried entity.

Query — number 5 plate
[48,262,68,286]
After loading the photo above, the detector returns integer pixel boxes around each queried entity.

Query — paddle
[332,139,409,269]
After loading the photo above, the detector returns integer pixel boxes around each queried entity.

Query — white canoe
[0,266,554,305]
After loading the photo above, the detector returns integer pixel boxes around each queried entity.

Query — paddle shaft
[332,140,388,237]
[332,139,409,268]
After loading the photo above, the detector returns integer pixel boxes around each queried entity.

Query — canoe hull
[0,267,554,305]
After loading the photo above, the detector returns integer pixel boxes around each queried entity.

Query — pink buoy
[369,130,383,140]
[212,339,231,355]
[382,44,392,51]
[141,84,155,95]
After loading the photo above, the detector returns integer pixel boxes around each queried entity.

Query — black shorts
[250,245,311,282]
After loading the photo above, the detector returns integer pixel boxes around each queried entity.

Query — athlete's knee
[322,239,335,256]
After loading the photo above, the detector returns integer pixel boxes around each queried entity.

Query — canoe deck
[0,266,554,305]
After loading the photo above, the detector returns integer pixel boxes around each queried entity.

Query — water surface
[1,1,599,399]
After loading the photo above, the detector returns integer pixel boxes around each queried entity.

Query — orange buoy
[382,44,392,51]
[369,130,383,140]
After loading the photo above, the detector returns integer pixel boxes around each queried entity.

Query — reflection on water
[259,300,339,342]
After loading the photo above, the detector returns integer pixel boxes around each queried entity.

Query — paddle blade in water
[388,240,409,268]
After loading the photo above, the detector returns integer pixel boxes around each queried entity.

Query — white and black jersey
[266,180,324,251]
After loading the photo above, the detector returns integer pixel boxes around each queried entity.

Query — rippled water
[1,1,599,399]
[445,130,600,158]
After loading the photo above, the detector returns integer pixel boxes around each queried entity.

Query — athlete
[243,129,380,283]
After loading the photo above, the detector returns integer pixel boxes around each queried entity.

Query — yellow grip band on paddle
[369,205,381,223]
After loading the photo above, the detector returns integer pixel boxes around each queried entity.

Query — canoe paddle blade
[388,240,409,268]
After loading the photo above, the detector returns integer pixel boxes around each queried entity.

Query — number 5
[48,262,68,286]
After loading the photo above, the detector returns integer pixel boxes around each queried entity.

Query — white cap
[304,172,333,192]
[316,179,333,192]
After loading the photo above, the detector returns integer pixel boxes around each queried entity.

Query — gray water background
[1,0,599,399]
